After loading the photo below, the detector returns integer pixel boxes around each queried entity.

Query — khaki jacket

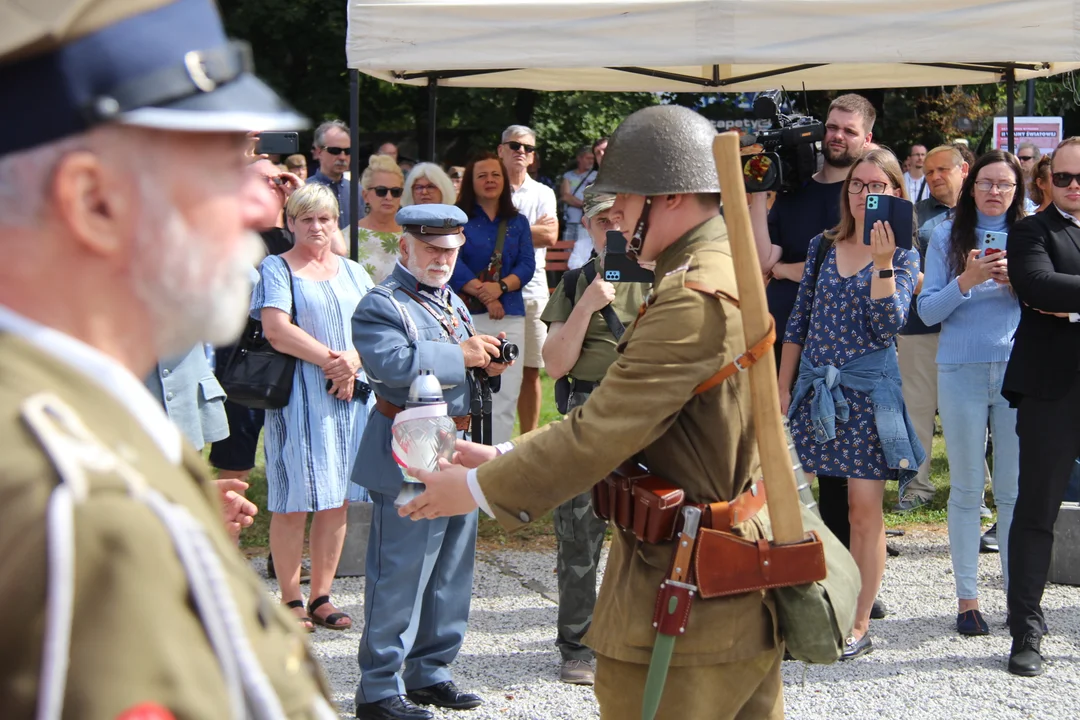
[0,333,332,719]
[478,216,779,666]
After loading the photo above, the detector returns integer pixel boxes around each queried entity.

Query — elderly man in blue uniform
[352,204,508,720]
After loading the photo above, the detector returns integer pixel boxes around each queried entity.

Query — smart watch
[499,280,510,294]
[875,268,894,279]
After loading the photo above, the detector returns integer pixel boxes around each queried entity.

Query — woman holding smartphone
[918,150,1024,636]
[779,149,923,659]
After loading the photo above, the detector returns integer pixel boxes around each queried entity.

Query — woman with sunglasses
[918,150,1025,636]
[354,154,405,283]
[402,162,457,207]
[452,152,535,445]
[779,149,923,660]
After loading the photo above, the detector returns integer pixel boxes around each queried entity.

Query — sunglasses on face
[1018,155,1035,162]
[1052,172,1080,188]
[371,186,404,198]
[322,146,350,156]
[504,141,536,153]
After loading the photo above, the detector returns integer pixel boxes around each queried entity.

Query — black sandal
[284,599,314,633]
[308,595,351,630]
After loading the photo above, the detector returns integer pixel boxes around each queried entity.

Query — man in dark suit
[1002,136,1080,677]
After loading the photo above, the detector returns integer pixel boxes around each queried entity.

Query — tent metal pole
[427,77,438,162]
[1006,67,1016,154]
[349,69,360,262]
[1026,79,1036,115]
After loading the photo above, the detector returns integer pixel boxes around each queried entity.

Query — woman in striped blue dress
[253,183,374,632]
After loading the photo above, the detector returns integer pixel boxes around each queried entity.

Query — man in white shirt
[497,125,559,435]
[0,0,336,716]
[903,143,930,202]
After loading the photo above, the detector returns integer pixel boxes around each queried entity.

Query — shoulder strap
[369,284,419,342]
[813,235,833,279]
[490,219,509,280]
[276,254,297,322]
[563,266,585,305]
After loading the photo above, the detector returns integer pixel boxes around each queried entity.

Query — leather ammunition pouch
[693,529,826,599]
[591,462,767,545]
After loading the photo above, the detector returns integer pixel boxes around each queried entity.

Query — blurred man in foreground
[0,0,337,716]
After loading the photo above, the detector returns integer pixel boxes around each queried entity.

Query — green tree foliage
[220,2,1080,168]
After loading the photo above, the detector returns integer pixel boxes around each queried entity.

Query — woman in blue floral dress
[778,149,924,659]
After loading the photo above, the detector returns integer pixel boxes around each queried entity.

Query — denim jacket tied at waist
[788,345,925,493]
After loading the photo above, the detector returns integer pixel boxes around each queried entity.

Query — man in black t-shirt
[749,93,876,360]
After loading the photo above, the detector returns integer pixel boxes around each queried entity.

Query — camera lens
[498,339,520,364]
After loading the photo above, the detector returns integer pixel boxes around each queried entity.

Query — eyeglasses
[1018,155,1035,162]
[503,141,536,153]
[322,146,350,156]
[371,186,404,198]
[260,175,286,187]
[847,180,890,195]
[974,180,1017,193]
[412,183,438,193]
[1052,172,1080,188]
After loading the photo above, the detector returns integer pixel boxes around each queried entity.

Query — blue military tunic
[351,262,479,704]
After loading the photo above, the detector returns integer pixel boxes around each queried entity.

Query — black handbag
[219,256,297,410]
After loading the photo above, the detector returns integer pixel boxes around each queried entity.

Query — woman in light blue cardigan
[918,150,1025,637]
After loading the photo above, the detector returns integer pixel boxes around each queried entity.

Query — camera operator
[539,187,650,687]
[350,204,507,718]
[750,93,876,581]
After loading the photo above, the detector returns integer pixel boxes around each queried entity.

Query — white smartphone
[982,231,1008,258]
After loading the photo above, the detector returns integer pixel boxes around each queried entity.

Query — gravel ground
[256,528,1080,719]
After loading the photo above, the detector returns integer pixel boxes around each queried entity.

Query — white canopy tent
[342,0,1080,255]
[346,0,1080,93]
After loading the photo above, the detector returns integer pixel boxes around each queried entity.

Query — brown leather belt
[688,480,767,533]
[375,396,472,433]
[592,462,768,544]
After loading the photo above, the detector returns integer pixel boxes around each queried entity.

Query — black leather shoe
[980,524,999,554]
[408,681,483,710]
[840,633,873,660]
[870,597,887,619]
[1008,633,1045,677]
[355,695,433,720]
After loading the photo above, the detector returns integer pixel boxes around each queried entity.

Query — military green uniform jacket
[541,256,649,382]
[0,331,332,719]
[478,217,779,666]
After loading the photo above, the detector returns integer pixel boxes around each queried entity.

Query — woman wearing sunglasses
[918,150,1025,636]
[354,154,405,283]
[452,152,535,445]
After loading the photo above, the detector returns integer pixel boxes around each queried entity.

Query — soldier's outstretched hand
[399,459,479,520]
[453,439,500,468]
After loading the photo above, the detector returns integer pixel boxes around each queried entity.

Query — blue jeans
[938,362,1019,600]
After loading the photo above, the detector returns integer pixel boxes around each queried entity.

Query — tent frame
[346,61,1037,259]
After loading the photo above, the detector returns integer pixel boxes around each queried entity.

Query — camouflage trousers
[553,389,608,661]
[553,489,608,661]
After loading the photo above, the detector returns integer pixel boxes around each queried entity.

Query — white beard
[131,182,266,358]
[406,256,453,288]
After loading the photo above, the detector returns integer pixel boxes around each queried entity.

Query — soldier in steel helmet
[397,106,785,718]
[0,0,338,717]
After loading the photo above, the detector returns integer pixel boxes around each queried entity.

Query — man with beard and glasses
[748,93,886,617]
[351,204,508,720]
[309,118,363,227]
[0,0,340,717]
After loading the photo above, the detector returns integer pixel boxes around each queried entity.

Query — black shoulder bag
[219,255,298,409]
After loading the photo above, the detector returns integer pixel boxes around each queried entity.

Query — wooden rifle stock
[712,132,805,545]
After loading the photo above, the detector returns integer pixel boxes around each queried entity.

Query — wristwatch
[499,280,510,294]
[874,267,894,279]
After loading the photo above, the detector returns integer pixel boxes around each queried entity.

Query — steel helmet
[590,105,721,196]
